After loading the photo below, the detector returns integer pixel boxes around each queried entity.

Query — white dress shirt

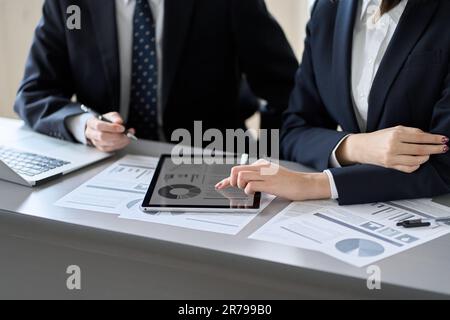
[67,0,164,144]
[324,0,409,199]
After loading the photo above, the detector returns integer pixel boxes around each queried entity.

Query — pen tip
[128,134,138,141]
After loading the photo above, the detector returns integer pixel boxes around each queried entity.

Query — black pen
[81,105,138,141]
[397,216,450,228]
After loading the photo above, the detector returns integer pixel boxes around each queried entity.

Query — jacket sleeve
[14,0,83,142]
[330,63,450,205]
[232,0,299,129]
[280,8,349,170]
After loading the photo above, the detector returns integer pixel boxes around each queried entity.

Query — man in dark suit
[14,0,298,152]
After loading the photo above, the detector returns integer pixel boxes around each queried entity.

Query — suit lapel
[366,0,439,132]
[162,0,195,110]
[332,0,360,133]
[86,0,121,111]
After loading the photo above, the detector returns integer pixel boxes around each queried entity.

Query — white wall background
[0,0,311,119]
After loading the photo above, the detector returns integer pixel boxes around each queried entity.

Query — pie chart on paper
[335,238,385,257]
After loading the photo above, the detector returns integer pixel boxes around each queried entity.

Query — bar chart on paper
[55,155,159,214]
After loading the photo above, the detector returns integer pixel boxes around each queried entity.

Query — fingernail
[444,146,449,153]
[443,137,450,144]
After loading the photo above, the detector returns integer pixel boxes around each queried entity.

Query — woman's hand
[215,160,332,201]
[336,126,449,173]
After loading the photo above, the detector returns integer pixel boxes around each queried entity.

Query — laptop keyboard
[0,147,71,177]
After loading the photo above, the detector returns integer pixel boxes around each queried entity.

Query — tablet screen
[142,155,261,209]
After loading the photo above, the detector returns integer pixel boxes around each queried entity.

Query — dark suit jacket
[14,0,298,141]
[281,0,450,205]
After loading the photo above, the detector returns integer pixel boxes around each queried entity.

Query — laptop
[0,129,112,187]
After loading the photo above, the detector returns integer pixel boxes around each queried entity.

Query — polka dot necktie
[127,0,159,140]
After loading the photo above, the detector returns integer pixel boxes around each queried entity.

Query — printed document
[250,199,450,267]
[56,155,273,235]
[55,155,158,214]
[119,194,275,235]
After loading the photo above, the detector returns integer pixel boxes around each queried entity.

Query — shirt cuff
[329,134,351,168]
[66,113,93,145]
[324,169,339,200]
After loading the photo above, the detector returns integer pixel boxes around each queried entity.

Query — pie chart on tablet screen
[335,239,385,257]
[158,184,202,200]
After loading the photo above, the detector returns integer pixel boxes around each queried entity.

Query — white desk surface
[0,117,449,299]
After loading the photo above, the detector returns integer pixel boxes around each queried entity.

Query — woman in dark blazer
[217,0,450,205]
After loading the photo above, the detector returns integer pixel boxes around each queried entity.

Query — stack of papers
[55,155,273,235]
[119,194,274,235]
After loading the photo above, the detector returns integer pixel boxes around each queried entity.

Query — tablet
[141,155,261,212]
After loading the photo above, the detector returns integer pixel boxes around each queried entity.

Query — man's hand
[336,126,449,173]
[85,112,135,152]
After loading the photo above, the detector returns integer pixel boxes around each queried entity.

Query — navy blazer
[281,0,450,205]
[14,0,298,142]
